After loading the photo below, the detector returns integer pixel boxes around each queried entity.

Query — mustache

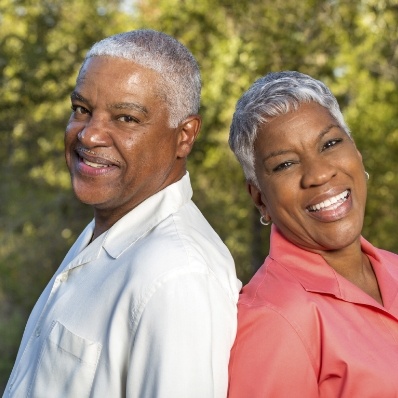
[76,147,121,165]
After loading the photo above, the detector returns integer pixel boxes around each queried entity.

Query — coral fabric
[228,225,398,397]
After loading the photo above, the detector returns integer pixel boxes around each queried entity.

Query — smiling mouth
[307,190,350,212]
[76,147,120,168]
[82,158,111,168]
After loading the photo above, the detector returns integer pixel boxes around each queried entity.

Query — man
[4,30,241,398]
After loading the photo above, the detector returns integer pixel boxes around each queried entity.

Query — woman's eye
[273,161,293,172]
[322,138,342,150]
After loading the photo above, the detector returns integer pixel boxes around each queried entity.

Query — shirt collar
[361,238,398,311]
[269,226,342,297]
[102,172,192,259]
[269,225,398,310]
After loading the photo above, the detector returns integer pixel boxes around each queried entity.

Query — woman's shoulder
[375,248,398,286]
[238,257,314,318]
[377,247,398,262]
[236,257,321,362]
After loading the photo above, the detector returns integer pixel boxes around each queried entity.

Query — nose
[77,116,112,147]
[301,158,336,188]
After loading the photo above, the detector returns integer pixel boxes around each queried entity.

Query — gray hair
[79,29,201,128]
[229,71,351,186]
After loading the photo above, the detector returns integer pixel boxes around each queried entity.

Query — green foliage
[0,0,134,390]
[329,0,398,250]
[1,0,398,392]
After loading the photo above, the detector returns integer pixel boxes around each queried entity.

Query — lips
[76,147,120,168]
[307,189,350,212]
[82,158,112,168]
[72,147,121,177]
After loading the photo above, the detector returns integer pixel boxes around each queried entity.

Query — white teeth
[308,190,349,212]
[83,158,109,168]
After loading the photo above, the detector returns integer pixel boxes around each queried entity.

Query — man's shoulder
[115,200,237,298]
[129,200,232,271]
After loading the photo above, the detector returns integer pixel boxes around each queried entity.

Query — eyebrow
[70,92,149,116]
[70,91,87,104]
[109,102,148,116]
[262,123,341,162]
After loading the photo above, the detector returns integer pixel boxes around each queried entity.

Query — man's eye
[118,115,139,123]
[322,138,342,150]
[71,105,89,114]
[273,161,293,172]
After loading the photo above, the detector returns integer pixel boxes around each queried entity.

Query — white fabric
[4,173,241,398]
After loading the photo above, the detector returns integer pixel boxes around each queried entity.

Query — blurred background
[1,0,398,391]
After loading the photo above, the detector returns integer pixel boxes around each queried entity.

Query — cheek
[261,184,286,212]
[347,158,366,187]
[64,126,72,146]
[262,181,301,221]
[120,136,135,153]
[64,120,81,141]
[357,170,368,203]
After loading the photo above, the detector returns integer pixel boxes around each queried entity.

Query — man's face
[65,56,188,223]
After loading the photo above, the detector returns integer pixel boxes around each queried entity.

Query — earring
[260,216,271,226]
[365,171,370,181]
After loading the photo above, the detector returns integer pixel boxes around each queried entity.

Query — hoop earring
[365,171,370,181]
[260,216,271,226]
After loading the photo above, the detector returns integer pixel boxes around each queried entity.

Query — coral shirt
[228,225,398,397]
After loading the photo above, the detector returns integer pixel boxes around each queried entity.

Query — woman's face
[249,102,367,252]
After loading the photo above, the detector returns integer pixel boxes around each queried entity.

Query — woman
[227,71,398,397]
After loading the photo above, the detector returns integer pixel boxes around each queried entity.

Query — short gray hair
[229,71,351,186]
[79,29,201,128]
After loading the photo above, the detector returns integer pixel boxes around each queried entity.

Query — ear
[176,115,202,158]
[247,181,271,221]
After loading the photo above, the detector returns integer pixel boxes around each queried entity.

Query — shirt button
[35,329,40,337]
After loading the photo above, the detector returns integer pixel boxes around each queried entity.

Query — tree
[0,0,132,387]
[330,0,398,250]
[133,0,369,278]
[1,0,398,391]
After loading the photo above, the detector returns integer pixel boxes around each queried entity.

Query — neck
[321,243,383,305]
[92,208,128,241]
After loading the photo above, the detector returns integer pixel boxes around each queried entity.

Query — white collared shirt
[5,173,241,398]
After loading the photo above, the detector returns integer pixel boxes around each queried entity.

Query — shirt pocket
[29,321,102,398]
